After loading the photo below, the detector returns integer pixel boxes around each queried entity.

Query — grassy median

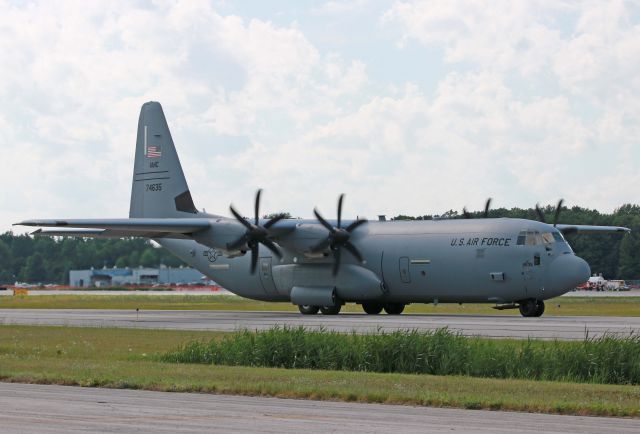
[0,325,638,417]
[1,294,639,316]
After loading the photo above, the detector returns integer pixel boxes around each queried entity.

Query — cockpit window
[517,231,539,245]
[517,230,565,246]
[541,232,555,244]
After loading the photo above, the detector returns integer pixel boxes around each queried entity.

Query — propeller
[463,198,492,219]
[311,194,367,276]
[228,189,285,274]
[535,199,564,227]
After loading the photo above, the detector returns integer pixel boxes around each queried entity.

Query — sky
[2,0,639,233]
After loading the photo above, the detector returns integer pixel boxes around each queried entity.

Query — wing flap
[556,224,631,235]
[30,228,192,239]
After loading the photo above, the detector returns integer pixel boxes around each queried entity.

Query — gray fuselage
[158,217,590,306]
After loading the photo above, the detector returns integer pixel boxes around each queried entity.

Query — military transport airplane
[16,102,631,317]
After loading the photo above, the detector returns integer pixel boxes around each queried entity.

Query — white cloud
[1,0,639,234]
[381,0,640,211]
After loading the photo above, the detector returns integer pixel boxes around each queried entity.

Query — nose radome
[547,254,591,296]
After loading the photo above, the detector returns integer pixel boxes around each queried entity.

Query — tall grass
[161,327,640,385]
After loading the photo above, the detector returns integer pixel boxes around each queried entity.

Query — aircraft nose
[547,254,591,296]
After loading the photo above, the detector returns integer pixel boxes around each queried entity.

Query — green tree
[140,249,157,268]
[0,239,13,283]
[21,252,47,283]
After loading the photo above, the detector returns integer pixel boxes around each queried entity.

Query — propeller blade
[337,194,344,229]
[483,198,492,218]
[313,208,335,233]
[345,218,367,233]
[343,241,364,263]
[263,213,286,229]
[310,238,331,253]
[553,199,564,227]
[227,234,249,251]
[230,205,253,230]
[262,239,282,259]
[463,207,471,219]
[250,243,259,274]
[535,204,546,223]
[332,247,341,276]
[254,189,262,225]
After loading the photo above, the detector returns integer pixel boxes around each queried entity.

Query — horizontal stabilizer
[15,218,211,235]
[30,228,194,239]
[556,224,631,235]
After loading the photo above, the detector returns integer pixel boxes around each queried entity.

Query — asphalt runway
[1,309,639,339]
[1,383,638,433]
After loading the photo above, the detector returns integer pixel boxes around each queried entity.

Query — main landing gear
[362,302,405,315]
[297,303,406,315]
[518,299,545,317]
[298,304,342,315]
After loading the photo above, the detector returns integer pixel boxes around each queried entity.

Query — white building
[69,265,205,287]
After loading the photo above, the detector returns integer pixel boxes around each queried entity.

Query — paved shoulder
[1,383,638,434]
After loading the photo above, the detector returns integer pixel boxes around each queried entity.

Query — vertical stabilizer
[129,102,198,218]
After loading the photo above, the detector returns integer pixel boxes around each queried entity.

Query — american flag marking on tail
[146,145,162,158]
[144,125,162,158]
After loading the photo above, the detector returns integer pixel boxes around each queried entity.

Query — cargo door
[259,257,278,295]
[399,256,411,283]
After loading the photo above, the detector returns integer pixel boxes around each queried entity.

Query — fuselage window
[534,253,541,265]
[517,231,526,245]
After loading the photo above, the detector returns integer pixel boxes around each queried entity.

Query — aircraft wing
[15,218,211,238]
[555,224,631,235]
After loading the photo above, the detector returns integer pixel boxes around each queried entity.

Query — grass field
[0,325,639,417]
[162,327,640,384]
[1,294,639,316]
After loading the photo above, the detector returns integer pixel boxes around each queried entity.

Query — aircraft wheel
[320,305,342,315]
[383,303,405,315]
[362,303,383,315]
[533,300,545,317]
[518,299,538,317]
[298,305,319,315]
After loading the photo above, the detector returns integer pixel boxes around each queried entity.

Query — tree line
[0,234,184,284]
[1,203,638,284]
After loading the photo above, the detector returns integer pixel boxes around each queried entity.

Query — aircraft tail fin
[129,102,199,218]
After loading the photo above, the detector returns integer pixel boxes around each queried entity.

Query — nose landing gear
[519,299,545,317]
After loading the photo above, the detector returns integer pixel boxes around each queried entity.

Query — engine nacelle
[191,218,248,255]
[274,223,329,255]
